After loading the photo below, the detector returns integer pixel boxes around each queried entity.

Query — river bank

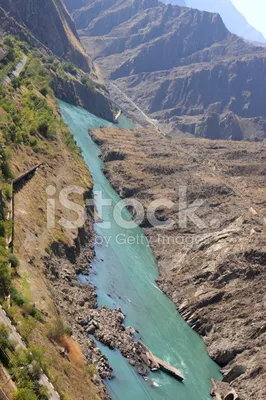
[58,100,222,400]
[90,126,266,400]
[42,189,184,387]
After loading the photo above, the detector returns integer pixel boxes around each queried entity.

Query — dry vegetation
[9,109,103,400]
[0,35,102,399]
[30,328,100,400]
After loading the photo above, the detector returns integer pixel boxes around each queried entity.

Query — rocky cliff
[1,0,92,71]
[51,73,115,121]
[70,0,266,140]
[0,5,115,121]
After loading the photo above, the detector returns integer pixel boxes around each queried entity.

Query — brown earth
[0,364,16,399]
[8,97,106,399]
[41,197,178,385]
[91,126,266,399]
[9,93,156,399]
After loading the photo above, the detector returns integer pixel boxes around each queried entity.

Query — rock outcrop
[1,0,92,71]
[70,0,266,140]
[51,73,115,122]
[0,5,115,121]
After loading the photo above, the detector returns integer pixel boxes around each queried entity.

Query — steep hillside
[0,34,107,400]
[0,6,115,121]
[186,0,266,43]
[70,0,266,140]
[1,0,92,71]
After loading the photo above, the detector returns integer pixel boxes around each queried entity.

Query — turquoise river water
[58,100,221,400]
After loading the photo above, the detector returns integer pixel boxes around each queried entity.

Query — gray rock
[87,325,96,334]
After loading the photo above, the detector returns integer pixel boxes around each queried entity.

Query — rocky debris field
[42,244,114,382]
[91,126,266,400]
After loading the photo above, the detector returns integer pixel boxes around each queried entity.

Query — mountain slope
[70,0,266,140]
[1,0,92,71]
[0,33,107,400]
[0,4,115,121]
[186,0,266,43]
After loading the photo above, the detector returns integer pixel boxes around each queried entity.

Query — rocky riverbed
[42,201,168,394]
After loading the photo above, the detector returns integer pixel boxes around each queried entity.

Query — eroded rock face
[51,73,115,122]
[71,0,266,140]
[0,6,115,121]
[1,0,92,71]
[91,126,266,399]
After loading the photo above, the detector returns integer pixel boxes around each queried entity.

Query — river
[58,100,221,400]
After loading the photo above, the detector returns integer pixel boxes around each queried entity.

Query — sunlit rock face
[0,0,92,71]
